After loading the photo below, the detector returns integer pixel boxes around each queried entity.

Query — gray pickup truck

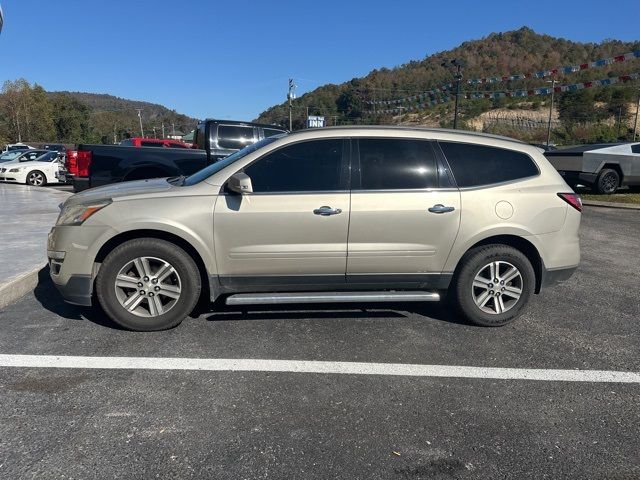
[545,143,640,194]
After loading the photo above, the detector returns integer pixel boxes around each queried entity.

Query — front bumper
[48,224,116,306]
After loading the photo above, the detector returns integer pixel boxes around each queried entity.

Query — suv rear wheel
[451,245,535,326]
[96,238,201,331]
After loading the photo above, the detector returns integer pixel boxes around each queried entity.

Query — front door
[347,138,461,285]
[214,138,350,287]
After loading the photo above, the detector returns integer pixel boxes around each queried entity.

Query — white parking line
[0,354,639,383]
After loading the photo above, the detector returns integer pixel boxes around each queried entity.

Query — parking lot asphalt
[0,206,638,479]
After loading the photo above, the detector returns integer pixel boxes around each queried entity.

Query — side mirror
[227,172,253,194]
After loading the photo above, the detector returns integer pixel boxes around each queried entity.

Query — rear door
[346,138,461,285]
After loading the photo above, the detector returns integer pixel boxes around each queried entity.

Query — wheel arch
[600,163,623,184]
[94,229,210,302]
[453,234,543,294]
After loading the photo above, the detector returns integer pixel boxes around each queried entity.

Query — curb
[582,200,640,210]
[0,265,44,310]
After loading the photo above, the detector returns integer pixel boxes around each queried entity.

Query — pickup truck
[544,142,640,194]
[66,119,287,192]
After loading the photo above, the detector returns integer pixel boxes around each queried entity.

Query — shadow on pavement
[33,266,469,328]
[203,297,468,326]
[33,267,124,330]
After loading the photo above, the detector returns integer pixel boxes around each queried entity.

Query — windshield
[183,135,282,186]
[0,151,22,162]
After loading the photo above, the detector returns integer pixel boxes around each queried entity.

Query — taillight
[558,192,582,212]
[76,150,92,177]
[66,150,78,175]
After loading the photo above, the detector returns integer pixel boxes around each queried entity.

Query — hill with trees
[0,84,199,146]
[255,27,640,144]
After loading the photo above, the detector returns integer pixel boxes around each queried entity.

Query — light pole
[136,109,144,137]
[287,78,296,131]
[546,78,556,148]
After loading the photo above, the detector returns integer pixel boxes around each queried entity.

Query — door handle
[428,204,455,214]
[313,206,342,216]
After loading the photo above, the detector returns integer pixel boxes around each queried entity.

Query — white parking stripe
[0,354,639,383]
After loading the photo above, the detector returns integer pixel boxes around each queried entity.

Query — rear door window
[438,142,539,187]
[356,138,438,190]
[218,125,255,149]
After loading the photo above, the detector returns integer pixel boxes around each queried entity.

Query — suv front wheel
[451,245,535,326]
[96,238,201,331]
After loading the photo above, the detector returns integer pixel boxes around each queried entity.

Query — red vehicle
[119,137,194,148]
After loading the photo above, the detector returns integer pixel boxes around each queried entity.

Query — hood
[66,177,174,206]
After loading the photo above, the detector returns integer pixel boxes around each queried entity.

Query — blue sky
[0,0,638,120]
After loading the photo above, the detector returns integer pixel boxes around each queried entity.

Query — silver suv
[48,127,581,331]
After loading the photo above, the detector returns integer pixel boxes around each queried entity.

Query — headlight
[9,168,21,172]
[56,200,112,226]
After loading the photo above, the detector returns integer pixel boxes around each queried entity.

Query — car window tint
[141,141,161,147]
[218,125,254,149]
[244,139,343,193]
[631,144,640,154]
[439,142,538,187]
[358,138,437,190]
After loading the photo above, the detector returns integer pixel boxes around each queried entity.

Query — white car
[0,151,65,186]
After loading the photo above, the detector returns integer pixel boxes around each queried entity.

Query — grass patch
[581,192,640,205]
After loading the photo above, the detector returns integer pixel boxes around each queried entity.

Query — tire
[26,170,47,186]
[96,238,201,331]
[451,244,535,327]
[595,168,620,194]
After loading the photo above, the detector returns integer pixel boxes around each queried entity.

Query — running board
[225,291,440,306]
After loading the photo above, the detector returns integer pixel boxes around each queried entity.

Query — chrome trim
[226,291,441,305]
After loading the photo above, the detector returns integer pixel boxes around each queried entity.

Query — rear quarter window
[438,142,539,187]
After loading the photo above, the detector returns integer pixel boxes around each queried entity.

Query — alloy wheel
[472,261,523,315]
[27,172,44,186]
[114,256,182,318]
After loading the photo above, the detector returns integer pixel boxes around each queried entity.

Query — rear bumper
[540,264,578,289]
[71,176,91,192]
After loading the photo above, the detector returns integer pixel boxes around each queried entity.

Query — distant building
[182,130,195,143]
[167,130,185,141]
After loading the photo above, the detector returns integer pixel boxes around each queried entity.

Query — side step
[225,291,440,306]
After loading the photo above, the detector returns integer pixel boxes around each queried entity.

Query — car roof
[286,125,526,145]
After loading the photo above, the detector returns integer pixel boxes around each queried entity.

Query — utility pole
[113,124,117,144]
[172,123,176,136]
[136,109,144,137]
[633,90,640,141]
[616,106,623,140]
[162,122,165,139]
[546,77,556,148]
[442,59,465,129]
[152,127,157,139]
[287,78,296,131]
